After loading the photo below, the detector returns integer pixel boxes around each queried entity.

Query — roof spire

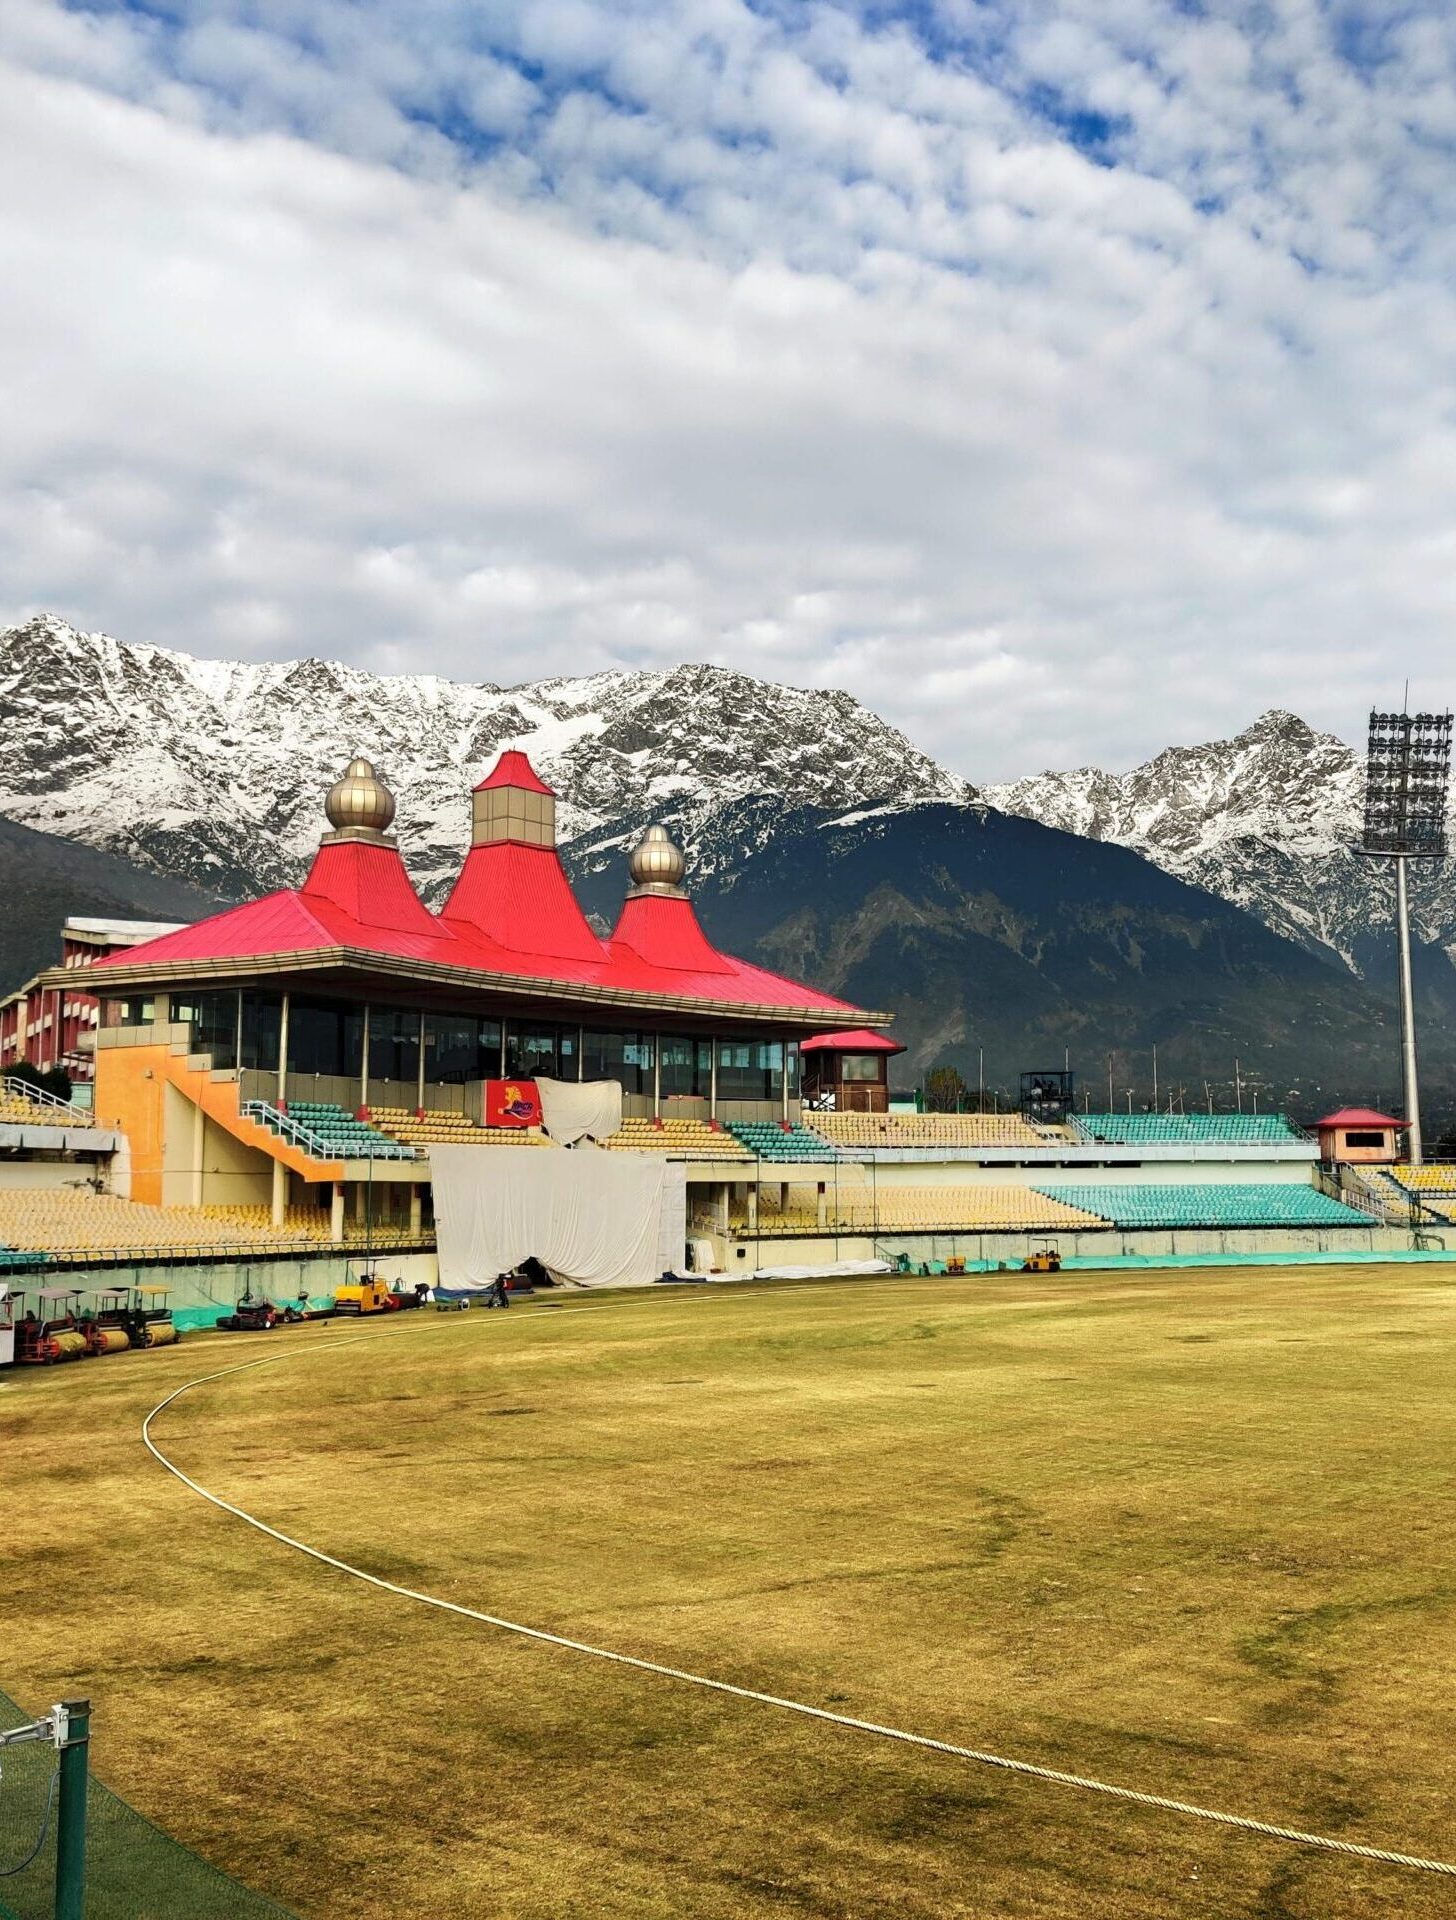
[323,757,396,843]
[471,749,556,847]
[628,824,687,898]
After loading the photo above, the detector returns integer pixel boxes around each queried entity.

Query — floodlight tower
[1359,708,1453,1165]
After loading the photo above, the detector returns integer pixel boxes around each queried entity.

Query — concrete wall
[864,1158,1316,1190]
[199,1112,273,1209]
[39,1248,441,1318]
[0,1161,101,1192]
[709,1221,1412,1273]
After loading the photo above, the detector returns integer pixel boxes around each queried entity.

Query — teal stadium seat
[1030,1183,1367,1229]
[1070,1113,1306,1146]
[724,1122,840,1162]
[262,1101,416,1160]
[0,1244,52,1270]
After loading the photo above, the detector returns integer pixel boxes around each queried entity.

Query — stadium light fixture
[1358,708,1452,1166]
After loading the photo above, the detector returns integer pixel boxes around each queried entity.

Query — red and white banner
[485,1079,542,1128]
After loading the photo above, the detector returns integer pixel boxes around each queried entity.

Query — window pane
[582,1029,653,1094]
[660,1034,711,1097]
[716,1039,783,1101]
[189,991,238,1069]
[505,1023,562,1079]
[841,1054,881,1082]
[424,1014,501,1084]
[240,993,282,1073]
[368,1007,420,1087]
[288,999,353,1078]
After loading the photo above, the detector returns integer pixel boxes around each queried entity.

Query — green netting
[0,1691,296,1920]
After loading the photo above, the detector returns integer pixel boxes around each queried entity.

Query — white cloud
[2,0,1456,780]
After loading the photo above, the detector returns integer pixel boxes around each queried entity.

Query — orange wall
[93,1043,171,1204]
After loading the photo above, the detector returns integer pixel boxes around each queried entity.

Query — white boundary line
[140,1327,1456,1880]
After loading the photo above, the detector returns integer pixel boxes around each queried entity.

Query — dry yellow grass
[7,1264,1456,1919]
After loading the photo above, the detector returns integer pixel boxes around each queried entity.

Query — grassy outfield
[7,1265,1456,1919]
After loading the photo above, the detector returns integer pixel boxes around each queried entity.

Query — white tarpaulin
[534,1076,623,1145]
[431,1142,675,1290]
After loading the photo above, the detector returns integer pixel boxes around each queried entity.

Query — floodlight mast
[1359,708,1453,1167]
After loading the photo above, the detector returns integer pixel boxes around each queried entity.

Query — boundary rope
[142,1333,1456,1880]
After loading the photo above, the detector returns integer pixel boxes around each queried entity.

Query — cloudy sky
[3,0,1455,779]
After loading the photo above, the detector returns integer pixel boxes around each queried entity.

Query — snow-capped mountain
[0,615,972,903]
[985,709,1455,974]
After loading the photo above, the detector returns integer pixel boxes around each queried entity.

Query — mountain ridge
[0,614,973,903]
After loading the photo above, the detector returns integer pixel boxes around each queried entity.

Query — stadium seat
[253,1101,418,1160]
[1029,1183,1367,1229]
[367,1107,555,1150]
[0,1082,88,1129]
[724,1121,841,1162]
[600,1118,752,1161]
[733,1184,1109,1235]
[805,1113,1060,1151]
[0,1188,404,1259]
[1068,1113,1307,1146]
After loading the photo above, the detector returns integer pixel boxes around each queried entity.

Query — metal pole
[1396,856,1424,1164]
[55,1698,89,1920]
[276,991,289,1107]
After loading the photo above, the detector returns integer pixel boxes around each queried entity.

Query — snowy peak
[0,615,973,902]
[987,708,1360,861]
[982,707,1453,971]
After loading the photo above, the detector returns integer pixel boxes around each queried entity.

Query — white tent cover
[534,1075,623,1145]
[431,1142,684,1290]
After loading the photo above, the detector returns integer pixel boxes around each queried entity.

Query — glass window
[786,1041,800,1099]
[716,1039,783,1102]
[368,1007,420,1087]
[287,998,353,1078]
[103,996,157,1030]
[582,1028,653,1094]
[1344,1130,1385,1148]
[178,990,239,1069]
[424,1014,502,1084]
[840,1054,882,1082]
[240,993,282,1073]
[505,1023,565,1080]
[659,1035,712,1098]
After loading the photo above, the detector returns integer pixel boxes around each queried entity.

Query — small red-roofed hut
[801,1028,906,1114]
[1314,1108,1406,1165]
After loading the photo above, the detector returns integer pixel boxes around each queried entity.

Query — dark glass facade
[716,1038,784,1101]
[582,1028,653,1094]
[424,1014,501,1084]
[659,1034,712,1098]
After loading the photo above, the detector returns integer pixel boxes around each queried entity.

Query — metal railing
[240,1100,419,1161]
[0,1078,97,1125]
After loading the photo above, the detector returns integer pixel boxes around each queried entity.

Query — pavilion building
[53,753,884,1234]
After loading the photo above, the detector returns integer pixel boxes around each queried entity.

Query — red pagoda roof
[801,1028,906,1054]
[85,829,869,1020]
[1314,1107,1406,1130]
[444,841,604,964]
[474,750,555,795]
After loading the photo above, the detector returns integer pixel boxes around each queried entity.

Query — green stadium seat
[1069,1113,1306,1147]
[1030,1183,1366,1229]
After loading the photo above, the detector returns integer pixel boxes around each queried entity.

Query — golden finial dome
[628,823,687,896]
[325,757,396,837]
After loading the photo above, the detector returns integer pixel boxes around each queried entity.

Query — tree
[923,1065,970,1113]
[6,1059,72,1103]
